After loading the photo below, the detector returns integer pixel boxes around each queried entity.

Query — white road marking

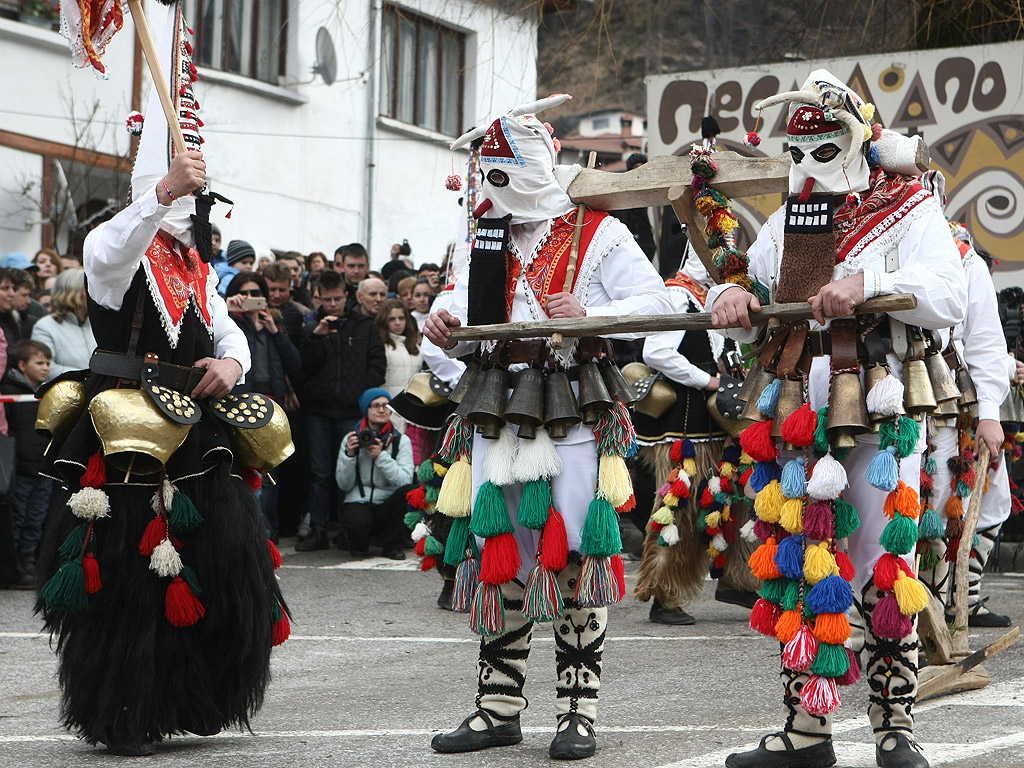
[0,631,762,643]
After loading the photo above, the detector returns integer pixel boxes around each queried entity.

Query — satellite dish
[312,27,337,86]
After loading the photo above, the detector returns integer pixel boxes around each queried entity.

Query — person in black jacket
[2,339,54,579]
[295,269,386,551]
[225,272,303,541]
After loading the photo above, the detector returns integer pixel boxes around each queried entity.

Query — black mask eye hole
[789,146,805,164]
[810,143,842,163]
[486,169,510,187]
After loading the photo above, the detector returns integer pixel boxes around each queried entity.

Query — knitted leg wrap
[849,595,866,656]
[553,561,605,723]
[476,580,533,721]
[780,666,832,748]
[968,524,1000,613]
[863,583,919,740]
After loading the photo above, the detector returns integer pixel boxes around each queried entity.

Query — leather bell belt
[90,350,208,393]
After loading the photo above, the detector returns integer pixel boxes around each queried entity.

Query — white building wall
[0,0,539,269]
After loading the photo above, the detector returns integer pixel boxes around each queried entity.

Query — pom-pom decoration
[126,110,144,136]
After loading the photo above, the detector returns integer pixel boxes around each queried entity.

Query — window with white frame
[379,4,464,136]
[181,0,287,84]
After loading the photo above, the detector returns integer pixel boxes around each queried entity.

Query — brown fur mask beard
[775,193,837,304]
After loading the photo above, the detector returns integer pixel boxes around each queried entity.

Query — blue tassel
[805,573,854,615]
[774,534,805,579]
[867,144,880,165]
[680,437,696,459]
[866,446,899,492]
[781,458,806,498]
[918,506,943,541]
[625,437,638,459]
[757,379,781,418]
[750,461,779,493]
[722,445,742,465]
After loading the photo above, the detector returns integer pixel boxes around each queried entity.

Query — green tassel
[425,484,441,504]
[469,482,513,538]
[444,517,471,567]
[517,479,551,530]
[270,597,283,623]
[404,510,422,530]
[58,524,89,561]
[781,577,802,611]
[169,489,203,533]
[180,564,203,596]
[417,460,436,484]
[924,456,937,475]
[919,506,943,541]
[834,498,860,539]
[657,535,667,546]
[956,481,971,497]
[880,514,918,555]
[896,416,920,458]
[579,497,622,558]
[424,536,446,557]
[833,446,852,462]
[811,642,851,677]
[41,558,88,614]
[919,540,940,571]
[760,576,790,605]
[879,420,897,451]
[813,407,830,456]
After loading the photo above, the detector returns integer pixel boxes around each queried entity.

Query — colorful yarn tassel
[469,581,505,636]
[523,563,563,622]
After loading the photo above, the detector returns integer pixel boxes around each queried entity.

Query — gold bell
[544,370,582,439]
[924,350,961,404]
[770,378,804,439]
[956,367,978,411]
[35,379,86,441]
[600,362,639,406]
[449,362,481,405]
[504,367,546,439]
[935,397,959,419]
[404,372,450,408]
[902,358,938,415]
[88,389,192,476]
[577,361,613,424]
[735,361,764,403]
[739,367,777,422]
[622,361,676,420]
[229,399,295,472]
[467,367,508,439]
[826,371,870,443]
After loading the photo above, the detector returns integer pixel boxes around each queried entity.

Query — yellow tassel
[859,102,876,123]
[597,454,633,508]
[707,544,720,558]
[984,475,990,494]
[652,506,675,526]
[739,451,755,465]
[719,462,736,480]
[893,571,929,616]
[662,492,679,507]
[704,510,721,530]
[721,507,733,522]
[435,457,473,517]
[682,457,697,477]
[754,480,784,524]
[803,541,836,585]
[862,124,872,141]
[780,497,804,534]
[433,461,448,477]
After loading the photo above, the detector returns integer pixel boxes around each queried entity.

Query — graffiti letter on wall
[658,80,708,147]
[935,57,975,113]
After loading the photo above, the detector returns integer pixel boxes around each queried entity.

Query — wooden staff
[448,293,917,343]
[953,440,992,654]
[126,0,187,155]
[550,151,598,351]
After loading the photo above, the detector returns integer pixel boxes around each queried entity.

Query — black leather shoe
[550,713,596,760]
[295,529,329,552]
[438,580,454,611]
[649,598,695,625]
[384,549,406,561]
[431,710,522,753]
[102,735,156,757]
[715,586,759,609]
[725,732,835,768]
[876,732,929,768]
[968,609,1012,628]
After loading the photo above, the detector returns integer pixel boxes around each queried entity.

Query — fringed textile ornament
[781,458,806,498]
[660,523,681,546]
[512,428,563,482]
[478,531,520,584]
[444,516,471,567]
[580,498,622,558]
[523,562,563,622]
[749,536,782,580]
[780,497,804,534]
[541,509,569,570]
[469,482,514,538]
[754,479,784,523]
[757,378,781,418]
[470,581,506,636]
[597,453,633,508]
[871,592,913,639]
[268,539,283,569]
[811,642,851,678]
[867,373,905,417]
[800,674,841,716]
[866,447,899,491]
[750,597,783,638]
[483,426,519,486]
[80,452,107,487]
[836,646,861,686]
[775,608,802,643]
[803,500,834,540]
[575,555,622,607]
[802,541,836,585]
[452,553,480,613]
[82,552,101,595]
[41,558,88,614]
[892,570,928,615]
[783,623,819,671]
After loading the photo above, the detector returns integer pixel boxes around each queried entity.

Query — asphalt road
[2,539,1023,768]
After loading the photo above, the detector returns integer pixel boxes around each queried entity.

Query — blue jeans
[11,473,52,553]
[306,414,357,531]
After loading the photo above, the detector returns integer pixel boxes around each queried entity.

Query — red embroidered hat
[787,105,847,140]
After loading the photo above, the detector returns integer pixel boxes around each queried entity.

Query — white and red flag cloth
[59,0,125,77]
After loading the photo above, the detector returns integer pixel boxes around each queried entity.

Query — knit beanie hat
[359,387,392,417]
[226,239,256,266]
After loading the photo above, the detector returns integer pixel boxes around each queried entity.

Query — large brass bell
[956,366,978,412]
[467,367,508,439]
[545,370,582,439]
[770,378,805,439]
[739,367,777,422]
[578,361,613,425]
[735,361,763,403]
[504,367,546,439]
[935,397,959,419]
[924,350,961,403]
[89,389,192,476]
[902,358,938,415]
[449,362,481,405]
[600,362,639,406]
[826,371,870,446]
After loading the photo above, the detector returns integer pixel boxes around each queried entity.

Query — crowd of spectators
[0,238,452,587]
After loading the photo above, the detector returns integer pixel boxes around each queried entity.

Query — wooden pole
[126,0,187,156]
[551,151,597,351]
[447,293,917,343]
[953,440,992,654]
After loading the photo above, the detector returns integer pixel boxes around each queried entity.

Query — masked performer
[707,70,966,768]
[36,4,290,756]
[423,94,672,760]
[632,248,759,624]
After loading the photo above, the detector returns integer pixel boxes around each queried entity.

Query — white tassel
[806,454,849,500]
[866,374,904,418]
[510,427,563,483]
[712,532,728,552]
[707,477,722,496]
[150,477,176,514]
[411,522,430,542]
[69,487,110,520]
[483,426,519,486]
[661,523,680,546]
[740,518,758,543]
[149,539,183,578]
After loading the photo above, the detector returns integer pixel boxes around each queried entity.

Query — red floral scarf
[833,170,929,264]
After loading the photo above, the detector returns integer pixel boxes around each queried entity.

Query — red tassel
[414,537,427,557]
[272,610,291,646]
[80,453,106,488]
[82,552,101,594]
[670,478,690,498]
[714,552,726,568]
[835,551,856,583]
[139,515,167,556]
[615,494,636,513]
[242,467,262,492]
[873,553,901,591]
[750,597,782,638]
[406,486,428,510]
[1012,495,1023,515]
[800,674,841,715]
[836,646,861,686]
[610,554,626,597]
[268,539,283,570]
[541,508,569,571]
[421,555,437,572]
[479,532,521,584]
[165,576,205,627]
[780,403,817,448]
[670,439,684,464]
[740,419,777,462]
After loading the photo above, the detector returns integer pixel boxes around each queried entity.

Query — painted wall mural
[646,42,1024,267]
